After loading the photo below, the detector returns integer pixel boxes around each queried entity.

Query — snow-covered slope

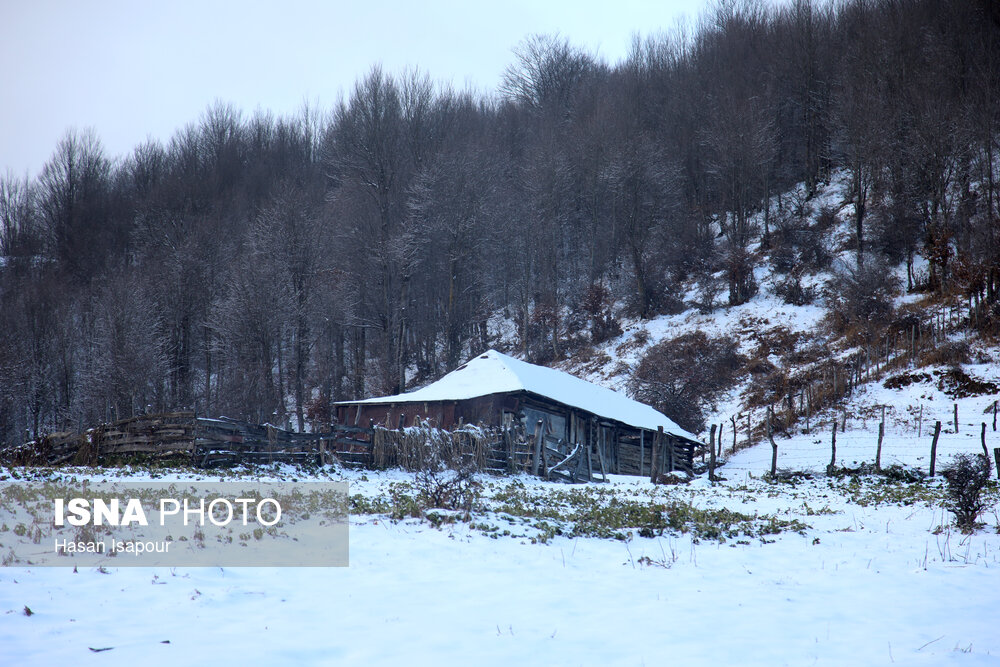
[554,171,998,477]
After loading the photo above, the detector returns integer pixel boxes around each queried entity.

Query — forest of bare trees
[1,0,998,445]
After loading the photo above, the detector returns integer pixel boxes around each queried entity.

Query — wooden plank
[640,430,645,477]
[596,435,607,481]
[102,443,194,454]
[547,443,581,475]
[531,420,543,476]
[650,427,661,482]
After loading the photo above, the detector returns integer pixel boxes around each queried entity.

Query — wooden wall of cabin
[597,425,618,473]
[615,431,647,476]
[335,394,691,480]
[336,401,458,429]
[336,393,520,430]
[454,394,518,427]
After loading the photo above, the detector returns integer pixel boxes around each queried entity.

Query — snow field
[1,460,998,666]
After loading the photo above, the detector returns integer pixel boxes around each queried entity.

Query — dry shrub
[744,367,799,410]
[726,247,758,306]
[630,332,745,433]
[799,229,833,272]
[940,453,992,533]
[973,301,1000,336]
[815,205,839,231]
[887,311,922,337]
[414,452,481,520]
[305,394,332,424]
[580,284,622,344]
[785,343,825,366]
[769,233,797,274]
[825,257,900,341]
[525,302,561,364]
[775,273,817,305]
[918,341,970,367]
[756,327,800,359]
[647,278,687,317]
[695,275,723,314]
[745,357,777,377]
[770,211,831,275]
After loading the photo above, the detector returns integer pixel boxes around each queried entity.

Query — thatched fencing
[0,412,322,467]
[0,412,533,474]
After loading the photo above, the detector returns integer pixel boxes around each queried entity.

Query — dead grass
[918,341,970,368]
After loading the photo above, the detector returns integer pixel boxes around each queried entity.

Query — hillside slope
[556,172,999,476]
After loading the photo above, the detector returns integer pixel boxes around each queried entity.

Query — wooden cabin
[334,350,701,477]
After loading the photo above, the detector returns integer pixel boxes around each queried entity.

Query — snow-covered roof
[339,349,697,441]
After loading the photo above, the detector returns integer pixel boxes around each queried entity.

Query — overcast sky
[1,0,709,179]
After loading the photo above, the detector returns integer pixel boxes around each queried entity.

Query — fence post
[730,415,737,453]
[767,407,777,477]
[805,386,811,434]
[709,424,717,482]
[994,448,1000,480]
[541,427,550,478]
[982,423,990,468]
[828,421,837,474]
[666,433,675,473]
[650,426,662,483]
[586,441,594,481]
[930,421,941,477]
[191,410,199,465]
[953,403,959,434]
[876,416,884,472]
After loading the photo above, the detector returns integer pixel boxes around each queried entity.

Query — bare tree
[0,172,39,256]
[832,0,891,266]
[501,34,594,119]
[36,128,112,276]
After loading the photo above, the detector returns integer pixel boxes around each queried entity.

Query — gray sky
[1,0,708,179]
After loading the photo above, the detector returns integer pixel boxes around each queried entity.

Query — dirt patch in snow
[883,371,933,390]
[935,368,999,399]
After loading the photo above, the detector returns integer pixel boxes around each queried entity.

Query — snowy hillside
[555,172,1000,480]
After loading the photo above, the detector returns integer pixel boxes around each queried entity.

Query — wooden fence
[0,413,539,477]
[0,412,700,484]
[716,297,987,458]
[1,412,323,467]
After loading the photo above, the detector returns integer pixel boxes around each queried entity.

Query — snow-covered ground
[2,441,997,666]
[725,359,1000,477]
